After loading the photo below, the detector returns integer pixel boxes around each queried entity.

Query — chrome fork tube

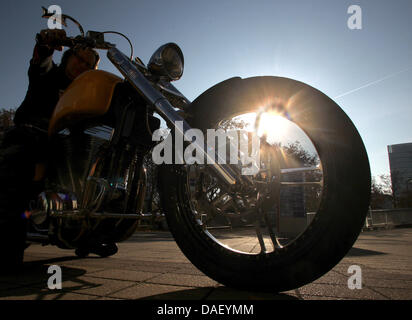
[107,47,240,187]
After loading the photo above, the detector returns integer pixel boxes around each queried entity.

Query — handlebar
[36,31,115,50]
[38,7,133,58]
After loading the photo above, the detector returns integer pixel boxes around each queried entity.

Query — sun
[234,112,290,143]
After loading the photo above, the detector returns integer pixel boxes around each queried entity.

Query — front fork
[107,47,249,190]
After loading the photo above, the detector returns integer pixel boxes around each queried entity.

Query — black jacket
[14,45,72,130]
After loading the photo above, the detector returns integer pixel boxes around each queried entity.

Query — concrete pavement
[1,227,412,300]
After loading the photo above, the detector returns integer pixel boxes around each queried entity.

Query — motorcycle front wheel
[158,76,371,292]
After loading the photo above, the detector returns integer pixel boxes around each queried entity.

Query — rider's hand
[37,29,66,51]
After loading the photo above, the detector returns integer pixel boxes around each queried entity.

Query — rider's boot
[75,241,118,258]
[0,218,27,273]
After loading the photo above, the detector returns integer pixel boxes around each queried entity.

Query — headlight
[148,43,184,81]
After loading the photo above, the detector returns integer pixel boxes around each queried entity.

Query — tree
[218,118,247,131]
[282,140,319,168]
[378,174,393,195]
[370,174,394,209]
[0,108,15,134]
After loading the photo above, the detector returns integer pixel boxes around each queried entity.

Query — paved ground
[1,227,412,300]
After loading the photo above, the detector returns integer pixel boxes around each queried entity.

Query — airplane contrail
[334,65,412,99]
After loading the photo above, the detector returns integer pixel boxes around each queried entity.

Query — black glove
[36,29,67,51]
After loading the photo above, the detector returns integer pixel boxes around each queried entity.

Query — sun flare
[234,112,290,143]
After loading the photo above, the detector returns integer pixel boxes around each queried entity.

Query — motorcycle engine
[49,125,113,205]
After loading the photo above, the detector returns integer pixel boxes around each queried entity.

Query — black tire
[158,76,371,292]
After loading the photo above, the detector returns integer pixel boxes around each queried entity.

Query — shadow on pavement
[126,232,175,243]
[139,287,300,300]
[0,257,101,300]
[346,247,386,256]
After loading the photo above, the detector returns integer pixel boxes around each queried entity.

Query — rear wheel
[158,76,371,292]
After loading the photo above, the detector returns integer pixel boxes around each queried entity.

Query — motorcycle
[0,8,371,292]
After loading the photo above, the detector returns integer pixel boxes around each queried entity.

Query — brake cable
[102,31,134,60]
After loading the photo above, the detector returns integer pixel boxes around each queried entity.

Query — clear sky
[1,0,411,179]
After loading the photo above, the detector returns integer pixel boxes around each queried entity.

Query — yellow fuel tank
[48,70,122,135]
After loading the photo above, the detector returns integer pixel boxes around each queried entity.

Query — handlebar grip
[35,32,73,48]
[59,36,98,48]
[60,38,76,47]
[36,33,112,50]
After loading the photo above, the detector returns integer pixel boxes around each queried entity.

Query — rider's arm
[30,43,55,75]
[29,29,66,77]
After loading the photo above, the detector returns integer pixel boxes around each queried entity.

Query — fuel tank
[48,70,122,135]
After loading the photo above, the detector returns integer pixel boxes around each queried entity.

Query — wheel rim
[184,108,324,255]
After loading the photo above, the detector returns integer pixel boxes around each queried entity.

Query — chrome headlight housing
[148,43,184,81]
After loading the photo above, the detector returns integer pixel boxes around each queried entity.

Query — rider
[0,29,115,272]
[13,29,99,129]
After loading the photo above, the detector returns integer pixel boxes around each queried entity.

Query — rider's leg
[0,126,45,271]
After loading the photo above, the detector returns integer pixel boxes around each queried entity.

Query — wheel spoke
[210,192,229,205]
[280,166,321,174]
[263,209,283,249]
[254,218,267,254]
[280,181,322,186]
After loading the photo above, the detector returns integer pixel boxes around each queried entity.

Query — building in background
[280,171,305,218]
[388,143,412,207]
